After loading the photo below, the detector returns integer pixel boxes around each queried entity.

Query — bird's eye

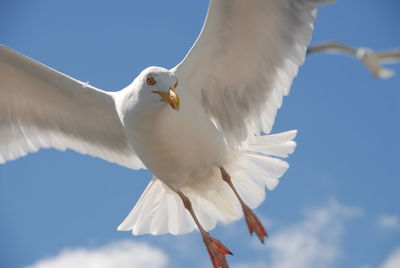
[146,76,156,86]
[174,80,178,89]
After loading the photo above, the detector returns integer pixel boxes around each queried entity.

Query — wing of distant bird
[307,42,400,79]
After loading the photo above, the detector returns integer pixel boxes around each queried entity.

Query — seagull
[0,0,332,267]
[307,42,400,79]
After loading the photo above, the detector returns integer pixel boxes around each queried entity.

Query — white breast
[120,89,227,190]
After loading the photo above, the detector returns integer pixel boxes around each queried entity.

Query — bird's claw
[243,205,268,244]
[202,233,232,268]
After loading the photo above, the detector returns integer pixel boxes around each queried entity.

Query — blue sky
[1,0,399,267]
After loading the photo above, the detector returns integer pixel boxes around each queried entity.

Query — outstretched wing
[0,45,144,170]
[172,0,333,145]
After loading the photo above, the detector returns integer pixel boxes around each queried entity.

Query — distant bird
[0,0,332,267]
[307,42,400,78]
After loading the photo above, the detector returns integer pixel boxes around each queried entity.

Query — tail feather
[119,179,199,235]
[246,130,297,157]
[241,154,289,188]
[118,130,297,236]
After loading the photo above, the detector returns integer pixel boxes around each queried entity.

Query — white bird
[0,0,332,267]
[307,42,400,78]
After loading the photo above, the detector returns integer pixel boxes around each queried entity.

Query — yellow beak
[152,88,180,111]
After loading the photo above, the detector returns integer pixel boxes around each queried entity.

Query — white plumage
[118,130,297,235]
[118,0,329,235]
[0,45,144,170]
[0,0,332,266]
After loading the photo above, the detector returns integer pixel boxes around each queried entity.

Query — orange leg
[220,167,268,244]
[177,191,233,268]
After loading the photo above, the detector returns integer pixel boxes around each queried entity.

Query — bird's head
[136,67,180,111]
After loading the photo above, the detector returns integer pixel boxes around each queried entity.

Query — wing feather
[172,0,333,145]
[0,45,144,170]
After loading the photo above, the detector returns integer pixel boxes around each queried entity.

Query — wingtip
[116,223,130,232]
[291,129,298,139]
[281,129,298,140]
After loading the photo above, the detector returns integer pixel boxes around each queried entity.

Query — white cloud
[232,261,267,268]
[378,215,400,230]
[380,247,400,268]
[234,199,362,268]
[25,240,168,268]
